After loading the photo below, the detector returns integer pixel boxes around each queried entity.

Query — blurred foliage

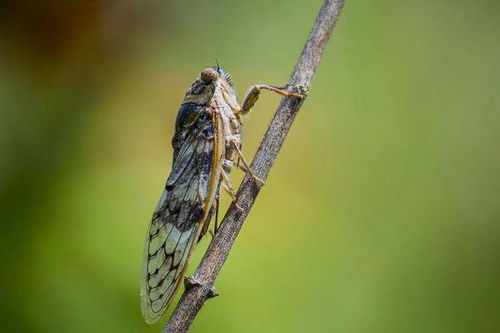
[1,0,499,332]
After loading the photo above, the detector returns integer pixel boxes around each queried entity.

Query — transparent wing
[141,109,219,324]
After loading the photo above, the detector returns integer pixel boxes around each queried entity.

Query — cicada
[141,66,300,323]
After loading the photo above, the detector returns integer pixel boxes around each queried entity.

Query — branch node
[207,286,220,299]
[184,276,202,290]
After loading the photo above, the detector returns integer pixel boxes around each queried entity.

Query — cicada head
[211,66,233,87]
[183,66,237,106]
[183,68,219,105]
[212,66,238,104]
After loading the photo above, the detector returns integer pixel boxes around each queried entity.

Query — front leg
[240,85,303,115]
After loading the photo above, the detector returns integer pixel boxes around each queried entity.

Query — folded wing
[141,107,217,324]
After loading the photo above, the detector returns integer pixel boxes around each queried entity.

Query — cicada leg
[239,84,303,115]
[229,140,265,187]
[221,167,244,212]
[204,198,219,241]
[214,197,220,233]
[223,84,303,116]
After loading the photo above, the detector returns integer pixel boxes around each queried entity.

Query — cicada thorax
[211,80,243,175]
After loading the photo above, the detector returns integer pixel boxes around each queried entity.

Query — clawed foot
[251,174,265,187]
[235,201,244,212]
[289,84,308,98]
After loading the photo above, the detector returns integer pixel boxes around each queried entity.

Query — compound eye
[200,68,219,82]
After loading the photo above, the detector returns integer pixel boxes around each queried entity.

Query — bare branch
[163,1,345,331]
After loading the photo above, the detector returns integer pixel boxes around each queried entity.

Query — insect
[141,66,301,324]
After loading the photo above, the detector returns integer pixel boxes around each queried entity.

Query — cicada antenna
[215,58,220,73]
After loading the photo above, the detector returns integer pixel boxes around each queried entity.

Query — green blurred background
[1,0,499,332]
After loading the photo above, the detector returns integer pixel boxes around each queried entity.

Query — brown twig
[163,0,345,331]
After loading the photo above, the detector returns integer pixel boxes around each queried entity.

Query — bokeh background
[1,0,499,332]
